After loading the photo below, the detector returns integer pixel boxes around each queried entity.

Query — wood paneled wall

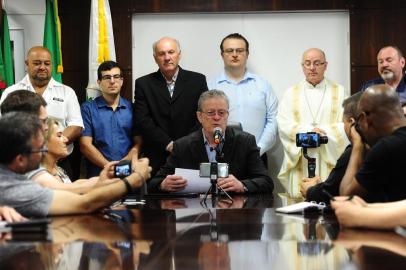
[58,0,406,102]
[350,0,406,91]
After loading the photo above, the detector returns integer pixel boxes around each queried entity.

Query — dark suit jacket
[133,67,208,175]
[148,127,274,194]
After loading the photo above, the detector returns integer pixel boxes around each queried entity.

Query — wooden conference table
[0,193,405,270]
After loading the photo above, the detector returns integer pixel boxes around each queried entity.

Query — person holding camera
[147,90,273,194]
[277,48,349,197]
[80,61,139,178]
[299,92,362,202]
[0,112,151,217]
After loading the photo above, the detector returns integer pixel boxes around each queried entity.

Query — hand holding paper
[160,174,187,192]
[172,168,211,193]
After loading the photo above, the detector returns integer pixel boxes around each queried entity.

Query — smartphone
[6,218,51,233]
[296,133,320,148]
[199,162,229,178]
[114,160,132,178]
[296,132,328,148]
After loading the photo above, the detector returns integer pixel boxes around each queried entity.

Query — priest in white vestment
[277,48,350,197]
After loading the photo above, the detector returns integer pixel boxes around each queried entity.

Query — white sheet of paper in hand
[174,168,211,193]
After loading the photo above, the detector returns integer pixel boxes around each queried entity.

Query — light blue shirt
[208,71,278,155]
[204,140,217,162]
[202,130,225,162]
[81,96,134,177]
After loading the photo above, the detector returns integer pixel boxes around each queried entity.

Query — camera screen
[115,164,131,178]
[296,133,319,148]
[199,162,229,178]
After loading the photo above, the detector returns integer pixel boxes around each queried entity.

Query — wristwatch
[121,177,132,194]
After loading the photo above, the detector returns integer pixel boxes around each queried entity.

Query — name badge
[53,97,64,102]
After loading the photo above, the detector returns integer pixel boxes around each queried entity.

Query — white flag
[87,0,116,100]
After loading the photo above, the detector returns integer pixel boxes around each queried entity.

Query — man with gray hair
[148,90,273,194]
[133,36,208,176]
[360,45,406,102]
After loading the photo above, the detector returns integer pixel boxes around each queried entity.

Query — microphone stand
[201,141,233,207]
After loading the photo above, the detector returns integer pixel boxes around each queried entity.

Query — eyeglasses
[101,74,123,81]
[302,61,326,69]
[201,110,229,118]
[223,48,246,55]
[26,146,48,155]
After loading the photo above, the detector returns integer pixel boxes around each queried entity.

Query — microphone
[213,127,222,145]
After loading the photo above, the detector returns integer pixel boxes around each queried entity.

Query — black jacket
[306,145,351,203]
[133,67,208,175]
[148,127,274,194]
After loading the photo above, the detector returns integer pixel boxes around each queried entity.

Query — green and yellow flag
[0,9,15,90]
[43,0,63,82]
[87,0,116,100]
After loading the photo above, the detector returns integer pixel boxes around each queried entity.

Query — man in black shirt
[340,84,406,202]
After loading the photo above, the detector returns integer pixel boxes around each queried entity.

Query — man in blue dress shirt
[208,33,278,166]
[80,61,138,177]
[360,46,406,102]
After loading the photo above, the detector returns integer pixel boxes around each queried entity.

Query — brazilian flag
[43,0,63,82]
[0,9,14,90]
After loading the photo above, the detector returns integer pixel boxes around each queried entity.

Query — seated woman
[28,119,106,193]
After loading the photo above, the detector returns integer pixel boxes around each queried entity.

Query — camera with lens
[114,160,132,178]
[296,132,328,148]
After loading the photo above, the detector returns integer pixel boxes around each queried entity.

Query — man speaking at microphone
[147,90,274,194]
